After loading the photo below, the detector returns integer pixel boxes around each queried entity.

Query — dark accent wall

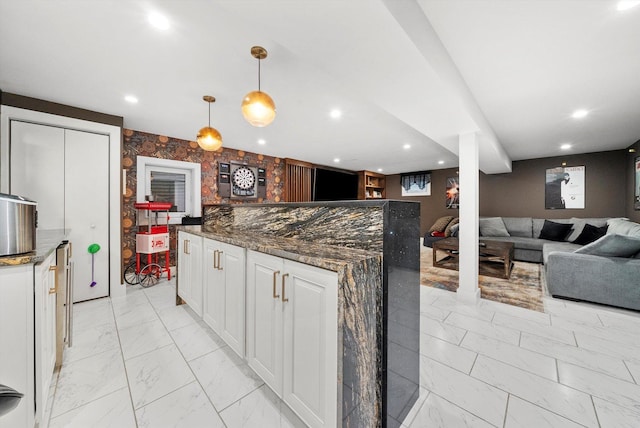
[388,150,627,236]
[122,129,285,268]
[627,140,640,223]
[386,168,459,235]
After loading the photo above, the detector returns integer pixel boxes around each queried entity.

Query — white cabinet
[177,232,203,316]
[202,239,246,357]
[0,265,35,428]
[34,252,57,426]
[246,250,338,428]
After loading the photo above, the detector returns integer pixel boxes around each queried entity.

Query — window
[136,156,201,224]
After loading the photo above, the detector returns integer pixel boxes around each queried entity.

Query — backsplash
[122,129,285,268]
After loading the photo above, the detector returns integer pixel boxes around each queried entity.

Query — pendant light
[241,46,276,127]
[197,95,223,151]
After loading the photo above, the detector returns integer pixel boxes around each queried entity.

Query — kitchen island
[176,200,420,428]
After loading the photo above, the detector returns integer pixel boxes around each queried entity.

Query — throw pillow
[429,216,454,233]
[479,217,510,237]
[572,224,608,246]
[450,223,460,237]
[444,217,459,237]
[575,234,640,258]
[430,231,445,237]
[538,220,573,241]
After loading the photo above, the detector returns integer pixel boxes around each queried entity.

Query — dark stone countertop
[0,229,68,267]
[177,225,380,272]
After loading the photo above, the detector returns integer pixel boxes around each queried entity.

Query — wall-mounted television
[313,167,359,201]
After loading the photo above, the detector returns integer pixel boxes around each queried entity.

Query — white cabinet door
[203,239,222,333]
[65,129,110,302]
[34,251,57,426]
[10,121,65,229]
[203,239,246,357]
[177,232,203,316]
[282,260,338,428]
[246,250,284,395]
[219,241,246,357]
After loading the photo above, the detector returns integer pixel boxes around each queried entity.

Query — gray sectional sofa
[478,216,640,311]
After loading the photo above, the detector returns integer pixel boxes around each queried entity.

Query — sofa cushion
[533,218,573,239]
[450,223,460,237]
[444,217,459,237]
[567,217,609,242]
[429,216,454,233]
[481,236,547,251]
[572,224,608,245]
[543,242,582,264]
[538,220,573,241]
[575,234,640,258]
[502,217,533,238]
[607,218,640,238]
[479,217,510,237]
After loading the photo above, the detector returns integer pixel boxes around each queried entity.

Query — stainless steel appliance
[0,193,37,256]
[55,241,73,366]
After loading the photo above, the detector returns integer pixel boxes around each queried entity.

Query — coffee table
[432,237,514,279]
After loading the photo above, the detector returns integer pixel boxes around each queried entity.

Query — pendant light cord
[208,101,211,127]
[258,59,261,92]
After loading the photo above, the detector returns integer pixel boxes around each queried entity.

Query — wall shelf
[358,170,386,199]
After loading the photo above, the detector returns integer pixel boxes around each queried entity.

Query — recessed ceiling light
[377,168,383,172]
[329,109,342,119]
[403,144,411,150]
[333,158,340,163]
[438,160,444,165]
[617,1,640,11]
[257,139,266,145]
[571,109,588,119]
[560,143,572,150]
[124,95,138,104]
[148,12,170,30]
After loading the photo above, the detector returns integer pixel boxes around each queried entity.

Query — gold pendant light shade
[241,90,276,127]
[242,46,276,127]
[197,95,223,151]
[197,126,223,151]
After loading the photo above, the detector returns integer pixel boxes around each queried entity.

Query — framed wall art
[446,177,459,209]
[401,171,431,196]
[545,165,585,209]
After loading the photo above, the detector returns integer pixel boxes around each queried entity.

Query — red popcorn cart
[124,201,172,287]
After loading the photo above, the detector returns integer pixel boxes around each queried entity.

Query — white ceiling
[1,0,639,175]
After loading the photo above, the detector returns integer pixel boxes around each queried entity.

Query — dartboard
[232,166,256,190]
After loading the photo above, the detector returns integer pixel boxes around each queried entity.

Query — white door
[219,241,246,358]
[282,260,338,428]
[246,250,284,395]
[65,129,110,302]
[9,121,65,229]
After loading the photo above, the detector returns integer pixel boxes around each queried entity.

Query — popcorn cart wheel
[124,202,173,288]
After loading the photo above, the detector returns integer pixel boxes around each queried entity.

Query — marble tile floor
[45,278,640,427]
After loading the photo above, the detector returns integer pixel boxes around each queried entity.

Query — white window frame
[136,156,201,225]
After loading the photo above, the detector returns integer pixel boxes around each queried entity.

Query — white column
[457,132,480,303]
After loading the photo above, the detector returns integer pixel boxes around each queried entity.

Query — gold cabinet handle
[272,270,280,298]
[217,251,223,270]
[49,265,58,294]
[68,242,72,258]
[281,273,289,302]
[184,239,190,255]
[213,250,218,269]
